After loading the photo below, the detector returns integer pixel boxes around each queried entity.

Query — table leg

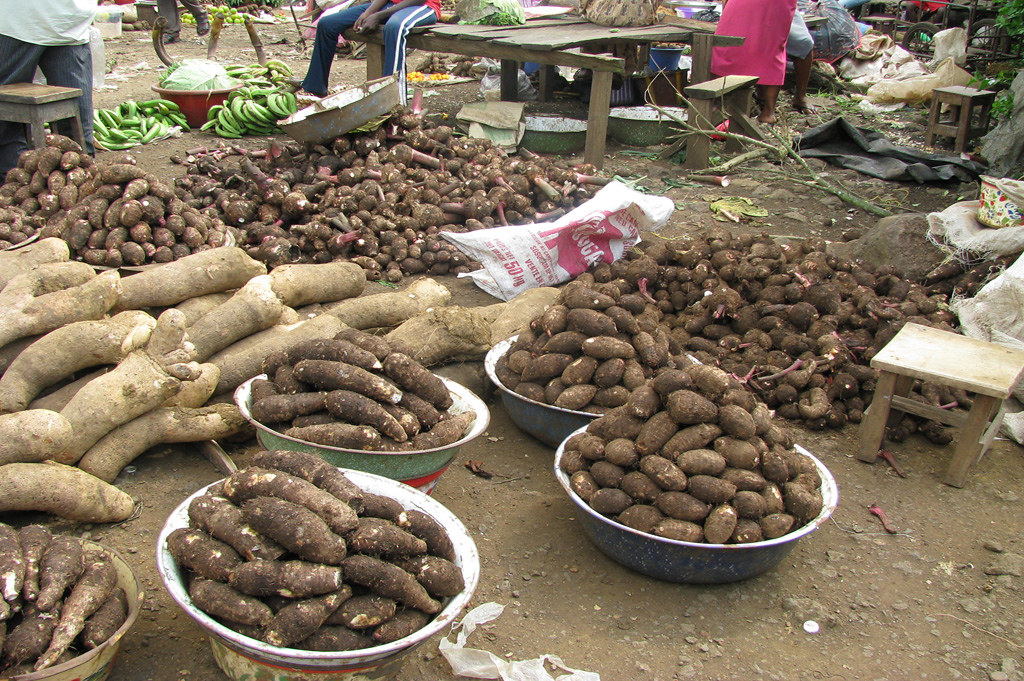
[690,33,714,85]
[584,70,612,169]
[683,99,712,170]
[538,64,556,102]
[500,59,519,101]
[943,394,1001,488]
[856,370,898,463]
[27,110,47,149]
[365,43,384,80]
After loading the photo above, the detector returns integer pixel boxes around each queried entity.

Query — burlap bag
[580,0,661,26]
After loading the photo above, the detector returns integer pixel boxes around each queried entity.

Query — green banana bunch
[201,86,298,139]
[224,60,294,88]
[93,99,189,151]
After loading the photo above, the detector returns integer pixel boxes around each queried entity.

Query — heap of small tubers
[167,451,465,651]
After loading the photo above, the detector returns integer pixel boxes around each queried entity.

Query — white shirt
[0,0,97,46]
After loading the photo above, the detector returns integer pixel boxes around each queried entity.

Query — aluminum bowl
[520,116,588,154]
[554,426,839,583]
[607,106,685,147]
[235,375,489,485]
[484,336,598,447]
[157,470,480,680]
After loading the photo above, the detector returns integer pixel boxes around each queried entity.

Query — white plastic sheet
[442,181,674,300]
[439,603,601,681]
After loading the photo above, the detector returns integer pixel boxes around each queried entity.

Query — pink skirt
[711,0,797,86]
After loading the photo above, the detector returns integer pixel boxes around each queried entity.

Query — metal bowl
[520,116,588,155]
[235,375,489,484]
[607,106,685,147]
[157,469,480,680]
[554,426,839,583]
[483,336,598,447]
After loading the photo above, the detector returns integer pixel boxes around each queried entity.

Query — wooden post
[584,69,613,169]
[690,32,714,84]
[500,59,519,101]
[857,371,898,463]
[538,64,557,102]
[365,43,384,80]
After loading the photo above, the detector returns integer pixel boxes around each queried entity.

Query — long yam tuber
[223,467,358,535]
[0,463,135,523]
[35,555,117,670]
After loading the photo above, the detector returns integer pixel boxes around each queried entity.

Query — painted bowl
[554,426,839,583]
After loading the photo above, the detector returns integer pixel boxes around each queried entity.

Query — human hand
[355,11,382,32]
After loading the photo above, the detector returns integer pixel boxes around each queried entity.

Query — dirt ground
[46,15,1024,681]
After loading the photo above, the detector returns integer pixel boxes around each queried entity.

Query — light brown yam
[592,358,626,388]
[252,392,328,425]
[210,314,346,395]
[189,577,273,627]
[687,475,738,505]
[373,609,431,644]
[653,518,704,542]
[112,248,267,312]
[325,390,407,442]
[334,327,391,361]
[342,555,441,614]
[250,450,364,512]
[720,467,768,492]
[241,497,348,565]
[326,593,395,630]
[410,411,474,450]
[18,525,52,603]
[382,353,452,410]
[559,284,615,310]
[383,306,493,366]
[634,411,678,456]
[718,404,757,440]
[666,390,719,425]
[80,587,128,649]
[589,488,632,515]
[581,336,636,360]
[0,411,73,466]
[58,309,201,465]
[713,437,761,470]
[187,495,285,561]
[395,509,456,562]
[686,364,732,400]
[167,528,242,582]
[554,384,598,411]
[294,359,402,405]
[703,505,739,544]
[285,423,385,451]
[268,262,366,308]
[677,449,727,477]
[348,517,427,559]
[0,524,24,606]
[186,275,285,362]
[0,336,38,377]
[35,536,84,612]
[264,590,350,649]
[639,456,688,491]
[324,277,450,330]
[223,467,358,535]
[0,238,69,290]
[489,287,560,344]
[0,462,135,522]
[172,292,235,326]
[662,424,722,459]
[759,513,796,539]
[617,504,664,533]
[287,338,382,372]
[396,555,464,598]
[566,308,617,337]
[570,471,598,501]
[77,405,247,483]
[229,560,343,599]
[160,363,220,408]
[35,555,117,670]
[0,265,119,349]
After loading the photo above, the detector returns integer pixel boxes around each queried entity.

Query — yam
[298,626,371,652]
[0,410,74,468]
[294,359,402,405]
[80,587,128,649]
[0,524,24,606]
[326,390,408,442]
[373,609,431,644]
[686,475,737,505]
[2,607,59,667]
[589,488,632,515]
[620,471,661,503]
[617,504,664,534]
[342,555,441,614]
[581,336,636,360]
[327,593,396,628]
[653,518,704,542]
[241,497,348,565]
[35,536,84,613]
[639,456,688,491]
[166,528,242,582]
[286,338,382,372]
[677,449,727,477]
[18,525,51,603]
[228,560,343,599]
[223,467,359,535]
[189,577,273,627]
[348,517,427,559]
[395,554,464,598]
[187,495,285,561]
[35,555,117,670]
[662,424,722,459]
[655,491,710,522]
[396,509,456,562]
[250,450,364,512]
[634,411,678,456]
[666,390,718,425]
[264,591,350,649]
[268,262,366,308]
[603,438,638,468]
[703,505,739,544]
[0,463,135,523]
[592,358,626,388]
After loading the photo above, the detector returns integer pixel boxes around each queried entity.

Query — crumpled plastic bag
[865,57,971,105]
[159,59,242,91]
[838,45,928,87]
[929,27,967,68]
[439,603,600,680]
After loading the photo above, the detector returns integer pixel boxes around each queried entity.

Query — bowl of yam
[554,421,838,584]
[156,460,480,679]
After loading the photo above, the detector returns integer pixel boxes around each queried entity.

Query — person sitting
[156,0,210,43]
[712,0,798,124]
[297,0,439,104]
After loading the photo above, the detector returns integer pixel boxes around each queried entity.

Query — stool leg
[954,100,972,154]
[27,110,47,149]
[925,97,941,147]
[943,394,1001,488]
[857,371,898,462]
[885,374,915,427]
[722,89,751,154]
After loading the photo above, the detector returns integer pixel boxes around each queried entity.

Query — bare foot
[757,111,777,124]
[793,100,818,114]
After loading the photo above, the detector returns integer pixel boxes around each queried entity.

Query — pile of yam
[0,524,130,674]
[560,362,825,544]
[167,451,465,651]
[250,332,476,451]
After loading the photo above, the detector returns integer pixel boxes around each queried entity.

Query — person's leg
[38,43,94,155]
[301,4,368,96]
[381,4,436,105]
[792,54,814,112]
[757,84,781,124]
[0,35,46,174]
[179,0,210,36]
[157,0,182,41]
[786,13,815,113]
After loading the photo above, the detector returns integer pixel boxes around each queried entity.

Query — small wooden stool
[925,85,996,154]
[857,323,1024,487]
[0,83,86,150]
[679,75,761,170]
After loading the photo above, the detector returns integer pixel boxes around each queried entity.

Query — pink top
[711,0,797,86]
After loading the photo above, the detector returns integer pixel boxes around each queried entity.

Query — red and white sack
[442,181,674,301]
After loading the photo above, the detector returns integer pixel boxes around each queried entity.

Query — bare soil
[51,16,1024,681]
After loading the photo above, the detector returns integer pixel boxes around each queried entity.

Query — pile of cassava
[0,135,235,267]
[168,451,465,651]
[0,524,130,674]
[560,361,824,544]
[174,97,607,279]
[497,228,970,441]
[250,330,476,451]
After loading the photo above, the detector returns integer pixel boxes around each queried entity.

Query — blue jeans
[302,3,436,103]
[0,35,94,175]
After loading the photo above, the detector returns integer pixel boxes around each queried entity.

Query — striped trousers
[0,35,94,175]
[301,3,436,104]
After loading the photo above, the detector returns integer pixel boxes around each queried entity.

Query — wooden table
[345,17,743,168]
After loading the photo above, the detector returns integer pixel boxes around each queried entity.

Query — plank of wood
[425,18,586,37]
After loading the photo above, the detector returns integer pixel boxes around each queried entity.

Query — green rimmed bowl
[607,106,686,147]
[520,116,588,154]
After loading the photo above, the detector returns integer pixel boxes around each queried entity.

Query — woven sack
[580,0,660,26]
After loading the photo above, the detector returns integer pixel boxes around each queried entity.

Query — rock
[984,552,1024,577]
[782,211,808,222]
[826,213,947,281]
[767,188,798,202]
[982,540,1005,553]
[781,596,827,623]
[980,70,1024,175]
[989,672,1009,681]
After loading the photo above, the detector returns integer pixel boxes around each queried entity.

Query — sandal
[162,33,179,44]
[196,13,211,37]
[793,102,818,114]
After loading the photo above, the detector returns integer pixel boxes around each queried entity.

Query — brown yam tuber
[18,525,52,604]
[341,555,441,614]
[166,528,243,582]
[250,449,364,512]
[35,536,84,613]
[293,359,403,405]
[373,609,431,644]
[241,496,348,565]
[223,467,358,535]
[0,462,135,523]
[35,554,117,670]
[381,352,452,410]
[0,524,24,609]
[264,590,350,649]
[187,494,285,562]
[325,390,408,442]
[80,587,128,649]
[348,517,427,559]
[189,577,273,627]
[3,607,59,667]
[327,593,396,629]
[228,560,344,599]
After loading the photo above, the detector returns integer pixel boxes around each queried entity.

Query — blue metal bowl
[554,426,839,583]
[484,337,598,448]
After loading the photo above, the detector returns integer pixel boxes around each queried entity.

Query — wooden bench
[0,83,85,150]
[680,74,760,170]
[856,323,1024,487]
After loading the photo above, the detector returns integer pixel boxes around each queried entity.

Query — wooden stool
[679,75,761,170]
[925,85,996,154]
[856,323,1024,487]
[0,83,85,150]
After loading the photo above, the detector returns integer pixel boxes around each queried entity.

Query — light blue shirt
[0,0,97,46]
